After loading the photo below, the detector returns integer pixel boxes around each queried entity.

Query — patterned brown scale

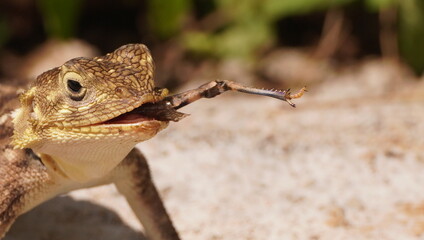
[26,44,161,129]
[1,43,305,239]
[0,85,53,238]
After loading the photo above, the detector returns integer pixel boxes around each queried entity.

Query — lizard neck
[36,141,136,182]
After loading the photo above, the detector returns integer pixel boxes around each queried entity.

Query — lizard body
[0,44,303,239]
[1,44,179,239]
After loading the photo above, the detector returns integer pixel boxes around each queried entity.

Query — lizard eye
[67,79,82,93]
[63,72,86,101]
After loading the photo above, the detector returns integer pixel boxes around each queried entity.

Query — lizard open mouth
[103,101,188,125]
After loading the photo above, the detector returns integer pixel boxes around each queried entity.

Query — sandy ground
[4,60,424,240]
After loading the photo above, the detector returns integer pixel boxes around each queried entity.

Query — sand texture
[5,61,424,240]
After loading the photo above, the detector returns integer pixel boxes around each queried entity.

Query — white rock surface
[6,62,424,240]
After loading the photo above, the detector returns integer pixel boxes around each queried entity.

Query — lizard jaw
[62,99,187,136]
[26,107,170,182]
[59,100,178,137]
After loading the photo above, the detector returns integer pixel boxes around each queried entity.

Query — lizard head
[12,44,170,181]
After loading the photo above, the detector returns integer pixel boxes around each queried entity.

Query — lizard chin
[31,119,169,182]
[12,92,175,182]
[12,104,169,182]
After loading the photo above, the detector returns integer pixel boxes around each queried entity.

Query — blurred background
[0,0,423,89]
[3,1,424,240]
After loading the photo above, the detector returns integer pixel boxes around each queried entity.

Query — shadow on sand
[5,196,145,240]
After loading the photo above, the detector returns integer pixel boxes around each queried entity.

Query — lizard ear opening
[63,72,87,101]
[12,88,40,149]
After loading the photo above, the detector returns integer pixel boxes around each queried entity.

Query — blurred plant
[398,0,424,75]
[37,0,83,39]
[0,17,9,47]
[26,0,424,75]
[183,0,354,59]
[365,0,396,9]
[365,0,424,75]
[181,0,424,75]
[147,0,191,40]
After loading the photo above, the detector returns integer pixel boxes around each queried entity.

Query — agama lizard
[0,44,305,239]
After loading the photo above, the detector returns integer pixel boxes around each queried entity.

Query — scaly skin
[0,44,179,240]
[0,43,305,239]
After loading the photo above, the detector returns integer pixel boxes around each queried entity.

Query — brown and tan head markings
[11,44,169,181]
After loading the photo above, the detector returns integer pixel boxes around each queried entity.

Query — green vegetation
[398,0,424,75]
[37,0,83,39]
[1,0,423,74]
[184,0,355,59]
[0,17,9,47]
[147,0,191,39]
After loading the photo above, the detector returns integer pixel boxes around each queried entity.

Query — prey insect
[137,80,307,122]
[286,86,307,104]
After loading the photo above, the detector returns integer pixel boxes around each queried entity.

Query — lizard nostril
[115,86,131,98]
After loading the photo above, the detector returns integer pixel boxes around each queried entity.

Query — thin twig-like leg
[139,80,307,122]
[165,80,306,109]
[113,149,180,240]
